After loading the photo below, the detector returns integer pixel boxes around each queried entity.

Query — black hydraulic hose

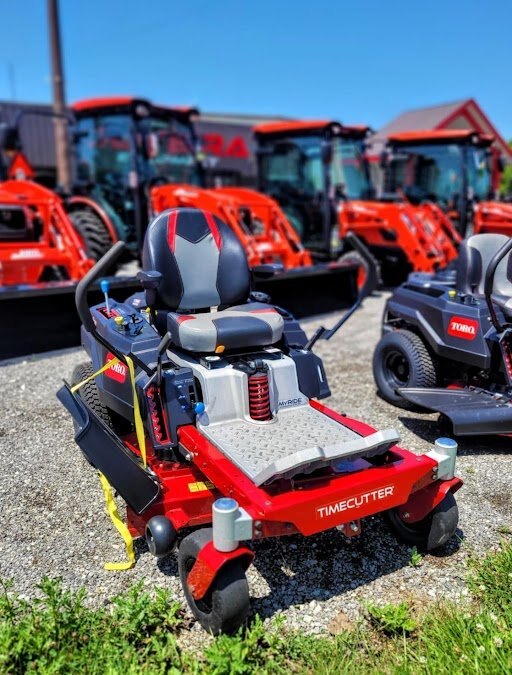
[483,238,512,332]
[75,241,126,333]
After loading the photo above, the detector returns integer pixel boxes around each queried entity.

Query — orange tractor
[384,129,512,237]
[254,121,461,285]
[0,179,93,286]
[68,97,360,314]
[0,111,132,358]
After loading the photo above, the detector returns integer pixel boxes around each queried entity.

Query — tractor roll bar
[305,233,379,350]
[75,241,126,333]
[483,237,512,332]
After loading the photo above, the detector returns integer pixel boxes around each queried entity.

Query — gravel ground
[0,290,511,639]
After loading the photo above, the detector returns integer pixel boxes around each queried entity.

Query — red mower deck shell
[125,402,462,599]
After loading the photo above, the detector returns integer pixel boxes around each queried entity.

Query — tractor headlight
[330,226,342,256]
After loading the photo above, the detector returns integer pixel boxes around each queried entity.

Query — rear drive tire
[70,362,114,433]
[178,528,250,635]
[70,362,132,437]
[70,362,114,467]
[387,491,459,551]
[68,208,114,261]
[373,329,437,408]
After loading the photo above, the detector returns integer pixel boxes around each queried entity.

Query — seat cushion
[167,302,284,353]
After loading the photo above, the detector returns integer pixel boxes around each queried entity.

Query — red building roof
[372,99,512,160]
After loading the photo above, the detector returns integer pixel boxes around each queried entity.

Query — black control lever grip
[75,241,126,333]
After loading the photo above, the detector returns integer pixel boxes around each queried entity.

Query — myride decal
[104,351,127,383]
[447,316,479,340]
[316,485,395,519]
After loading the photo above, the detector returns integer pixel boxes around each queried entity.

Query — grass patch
[1,542,511,674]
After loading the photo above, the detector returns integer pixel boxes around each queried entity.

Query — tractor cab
[384,130,497,236]
[255,121,461,284]
[255,121,373,259]
[72,97,202,248]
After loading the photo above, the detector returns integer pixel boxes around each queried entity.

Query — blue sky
[1,1,511,138]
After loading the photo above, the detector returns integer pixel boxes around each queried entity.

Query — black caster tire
[387,491,459,551]
[145,516,177,558]
[178,528,250,635]
[373,329,437,409]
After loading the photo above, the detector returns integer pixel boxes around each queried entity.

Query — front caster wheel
[387,491,459,551]
[178,528,250,635]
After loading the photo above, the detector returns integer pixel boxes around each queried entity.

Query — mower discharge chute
[58,207,462,635]
[70,97,361,317]
[373,232,512,436]
[384,129,512,239]
[254,120,460,285]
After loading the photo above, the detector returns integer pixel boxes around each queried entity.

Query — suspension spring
[248,372,272,421]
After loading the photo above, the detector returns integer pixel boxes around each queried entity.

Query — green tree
[500,140,512,196]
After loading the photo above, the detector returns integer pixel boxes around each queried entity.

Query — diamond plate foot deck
[199,405,399,486]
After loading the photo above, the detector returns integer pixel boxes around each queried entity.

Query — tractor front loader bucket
[0,277,140,360]
[254,260,360,318]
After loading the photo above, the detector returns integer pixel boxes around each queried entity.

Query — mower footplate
[400,386,512,436]
[199,404,400,485]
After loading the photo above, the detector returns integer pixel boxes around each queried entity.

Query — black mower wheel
[70,362,132,438]
[68,208,114,261]
[178,528,250,635]
[387,491,459,551]
[70,362,114,433]
[372,329,437,408]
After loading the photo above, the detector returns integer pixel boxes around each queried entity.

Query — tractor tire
[373,329,437,409]
[386,491,459,551]
[338,250,372,290]
[178,528,250,635]
[68,209,114,261]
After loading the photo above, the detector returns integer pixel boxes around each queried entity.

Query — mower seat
[457,233,512,317]
[143,208,285,353]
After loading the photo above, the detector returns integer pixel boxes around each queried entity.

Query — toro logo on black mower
[104,352,127,383]
[447,316,479,341]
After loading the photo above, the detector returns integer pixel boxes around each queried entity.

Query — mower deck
[400,386,512,436]
[199,405,400,485]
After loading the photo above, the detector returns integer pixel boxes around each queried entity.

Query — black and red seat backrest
[143,208,251,311]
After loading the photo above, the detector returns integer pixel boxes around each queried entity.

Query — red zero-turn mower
[373,233,512,436]
[58,207,462,634]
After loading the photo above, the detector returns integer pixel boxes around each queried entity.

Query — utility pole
[7,63,16,100]
[47,0,72,191]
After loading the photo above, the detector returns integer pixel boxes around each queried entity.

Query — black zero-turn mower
[373,232,512,436]
[58,207,462,634]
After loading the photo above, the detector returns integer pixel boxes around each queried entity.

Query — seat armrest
[251,263,285,279]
